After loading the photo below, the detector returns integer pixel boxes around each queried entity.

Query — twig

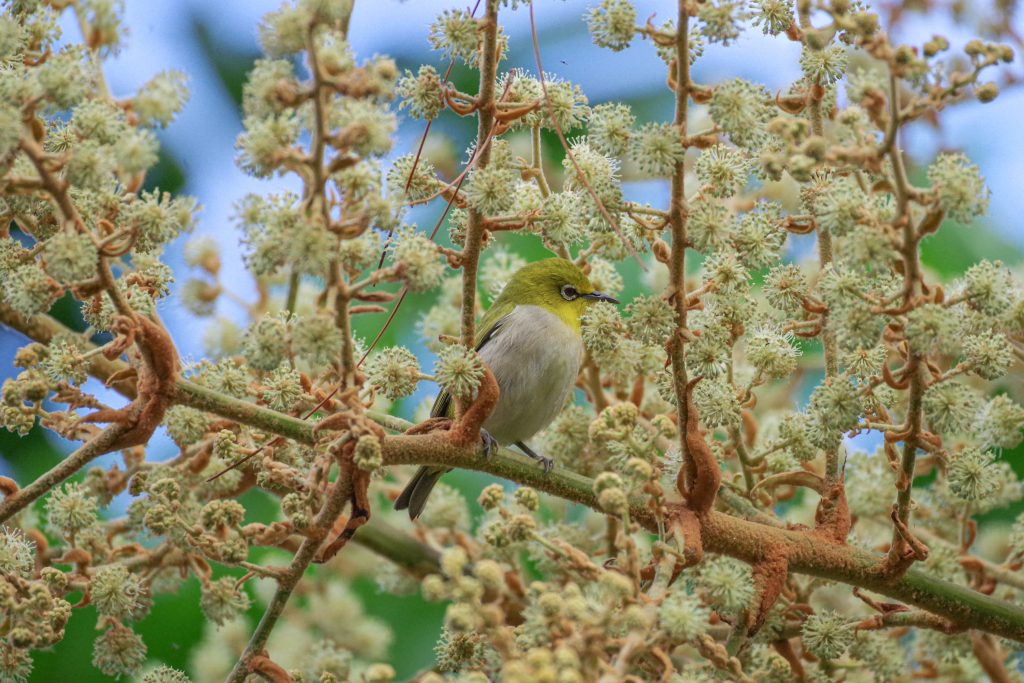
[528,2,644,269]
[7,311,1024,644]
[457,0,501,350]
[225,472,355,682]
[0,424,130,524]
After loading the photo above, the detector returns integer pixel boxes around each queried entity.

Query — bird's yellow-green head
[490,258,618,332]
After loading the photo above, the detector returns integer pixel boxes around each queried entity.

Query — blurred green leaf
[920,222,1022,277]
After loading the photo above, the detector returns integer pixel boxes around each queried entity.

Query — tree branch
[458,0,500,350]
[225,472,354,683]
[0,423,130,524]
[7,308,1024,644]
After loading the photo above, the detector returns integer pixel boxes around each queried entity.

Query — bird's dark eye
[560,285,578,301]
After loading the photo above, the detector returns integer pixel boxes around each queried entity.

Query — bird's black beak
[582,291,619,304]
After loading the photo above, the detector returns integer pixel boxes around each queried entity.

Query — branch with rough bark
[5,305,1024,645]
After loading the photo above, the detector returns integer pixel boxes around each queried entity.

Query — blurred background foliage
[1,0,1022,679]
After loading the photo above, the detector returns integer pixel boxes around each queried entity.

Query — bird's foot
[515,441,554,475]
[479,429,499,460]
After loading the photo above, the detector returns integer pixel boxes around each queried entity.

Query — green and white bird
[395,258,619,519]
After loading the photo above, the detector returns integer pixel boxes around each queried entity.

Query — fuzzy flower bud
[586,0,636,51]
[419,484,470,530]
[397,65,445,120]
[927,152,989,224]
[709,78,772,150]
[428,9,480,64]
[923,382,980,434]
[960,260,1014,317]
[587,102,634,157]
[752,0,794,35]
[905,303,956,354]
[445,602,483,633]
[365,664,396,683]
[698,0,743,44]
[2,264,61,317]
[979,395,1024,450]
[242,314,289,371]
[734,202,785,269]
[435,345,485,400]
[134,70,189,127]
[387,154,438,205]
[200,577,251,626]
[630,122,685,177]
[693,379,740,427]
[47,482,98,538]
[811,176,868,237]
[802,610,854,660]
[514,487,540,512]
[354,435,383,472]
[658,591,710,640]
[590,404,638,444]
[143,666,192,683]
[440,546,469,579]
[562,142,622,223]
[625,295,675,346]
[746,326,800,378]
[807,376,862,439]
[764,264,808,312]
[480,248,527,299]
[41,340,87,386]
[91,564,146,621]
[478,483,505,510]
[0,527,34,578]
[364,346,421,400]
[337,230,381,274]
[465,163,518,216]
[536,76,589,132]
[963,331,1013,380]
[260,365,303,412]
[92,626,146,677]
[800,45,848,84]
[695,144,750,198]
[43,232,98,283]
[597,487,628,515]
[976,82,1000,103]
[164,405,210,447]
[291,313,343,370]
[700,558,753,612]
[391,228,445,292]
[581,302,625,353]
[687,197,733,253]
[947,448,998,501]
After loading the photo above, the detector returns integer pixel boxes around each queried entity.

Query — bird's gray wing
[429,314,509,418]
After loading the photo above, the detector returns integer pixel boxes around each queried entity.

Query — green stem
[353,518,441,577]
[0,424,130,524]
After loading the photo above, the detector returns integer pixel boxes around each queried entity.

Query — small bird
[395,258,619,518]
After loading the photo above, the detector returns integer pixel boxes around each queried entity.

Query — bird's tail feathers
[394,466,446,519]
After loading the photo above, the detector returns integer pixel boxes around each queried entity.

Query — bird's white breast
[478,305,583,445]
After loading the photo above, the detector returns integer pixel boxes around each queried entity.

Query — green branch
[7,308,1024,643]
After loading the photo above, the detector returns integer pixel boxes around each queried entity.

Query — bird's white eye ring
[560,285,579,301]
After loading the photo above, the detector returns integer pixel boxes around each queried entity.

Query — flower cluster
[0,0,1023,680]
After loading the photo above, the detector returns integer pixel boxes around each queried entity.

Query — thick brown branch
[6,309,1024,644]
